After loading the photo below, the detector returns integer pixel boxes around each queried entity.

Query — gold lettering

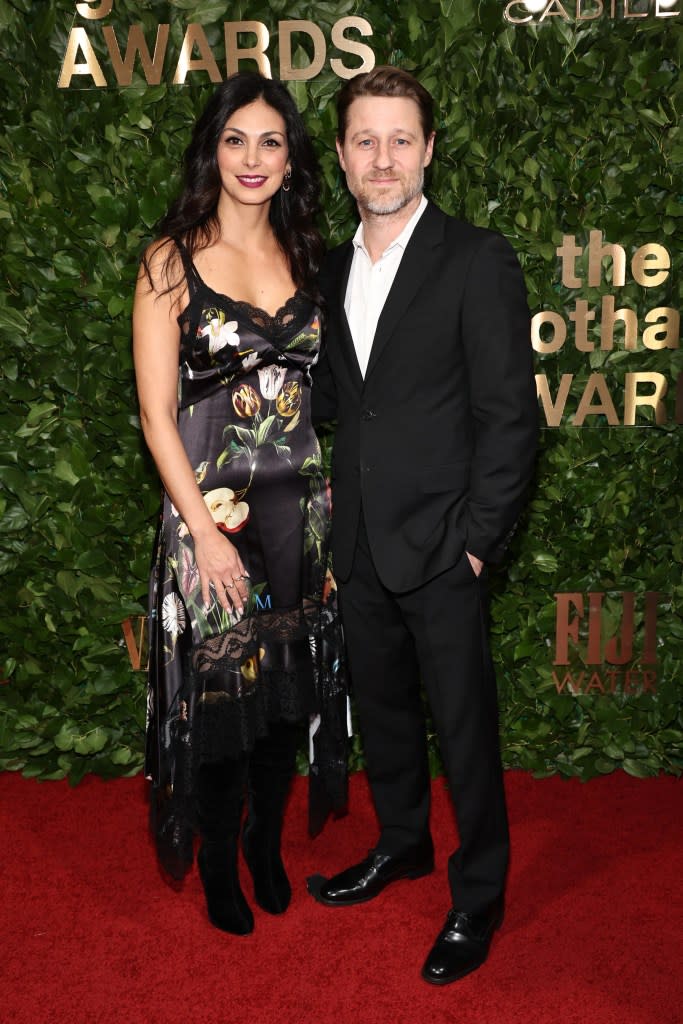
[623,372,668,425]
[631,243,671,286]
[569,299,596,351]
[556,234,583,288]
[103,24,170,87]
[531,310,566,353]
[121,617,148,672]
[224,22,271,78]
[173,23,222,85]
[587,230,626,287]
[330,16,375,79]
[535,373,573,427]
[503,1,534,22]
[600,295,638,351]
[58,27,107,88]
[573,373,619,426]
[76,0,112,18]
[540,1,571,20]
[642,307,679,350]
[279,20,326,81]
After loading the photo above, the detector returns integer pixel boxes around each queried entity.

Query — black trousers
[338,516,509,913]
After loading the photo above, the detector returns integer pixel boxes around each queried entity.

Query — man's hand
[466,552,484,577]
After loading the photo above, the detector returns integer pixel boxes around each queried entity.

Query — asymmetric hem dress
[143,242,347,879]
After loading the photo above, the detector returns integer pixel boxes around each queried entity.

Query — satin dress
[144,242,347,878]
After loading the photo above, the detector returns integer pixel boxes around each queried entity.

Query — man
[311,67,538,985]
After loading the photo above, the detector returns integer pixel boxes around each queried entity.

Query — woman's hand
[193,527,250,614]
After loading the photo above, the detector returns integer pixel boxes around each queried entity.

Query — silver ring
[225,582,234,589]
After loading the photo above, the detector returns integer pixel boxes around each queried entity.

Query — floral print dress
[144,242,347,878]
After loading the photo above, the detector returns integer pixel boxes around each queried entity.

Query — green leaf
[54,723,77,752]
[74,726,109,756]
[622,759,656,779]
[255,415,278,445]
[0,306,29,333]
[54,459,80,486]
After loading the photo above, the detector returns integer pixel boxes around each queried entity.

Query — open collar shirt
[344,194,428,378]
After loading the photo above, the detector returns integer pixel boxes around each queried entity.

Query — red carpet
[1,770,681,1024]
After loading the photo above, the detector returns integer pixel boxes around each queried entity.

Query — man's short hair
[336,66,434,144]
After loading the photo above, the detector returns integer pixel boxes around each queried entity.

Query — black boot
[196,756,254,935]
[242,721,300,914]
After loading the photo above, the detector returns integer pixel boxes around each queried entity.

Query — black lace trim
[191,630,316,765]
[228,291,314,343]
[172,237,315,343]
[149,598,348,881]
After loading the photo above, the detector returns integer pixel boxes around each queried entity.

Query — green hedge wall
[1,0,681,783]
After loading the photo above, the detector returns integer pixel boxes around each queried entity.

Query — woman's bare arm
[132,243,249,613]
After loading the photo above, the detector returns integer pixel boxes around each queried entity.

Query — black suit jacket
[312,201,538,592]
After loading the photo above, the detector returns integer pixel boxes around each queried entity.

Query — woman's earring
[282,169,292,193]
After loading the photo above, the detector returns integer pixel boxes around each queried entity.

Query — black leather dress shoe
[421,898,504,985]
[317,841,434,906]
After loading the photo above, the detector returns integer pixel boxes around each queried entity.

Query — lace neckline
[187,260,313,340]
[228,291,307,332]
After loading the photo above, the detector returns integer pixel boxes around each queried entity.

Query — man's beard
[353,168,424,216]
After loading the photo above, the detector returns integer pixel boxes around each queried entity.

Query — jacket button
[362,409,376,420]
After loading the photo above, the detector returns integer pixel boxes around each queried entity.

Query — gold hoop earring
[282,170,292,193]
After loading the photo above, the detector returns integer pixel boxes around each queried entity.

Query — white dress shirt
[344,195,428,378]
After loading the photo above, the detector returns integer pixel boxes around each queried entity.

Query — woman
[133,73,346,936]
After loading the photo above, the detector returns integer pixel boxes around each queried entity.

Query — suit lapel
[364,202,446,382]
[332,243,364,390]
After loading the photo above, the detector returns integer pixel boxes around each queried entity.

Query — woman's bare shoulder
[137,238,190,316]
[140,236,182,283]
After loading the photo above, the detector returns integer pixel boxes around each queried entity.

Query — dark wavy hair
[145,73,324,303]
